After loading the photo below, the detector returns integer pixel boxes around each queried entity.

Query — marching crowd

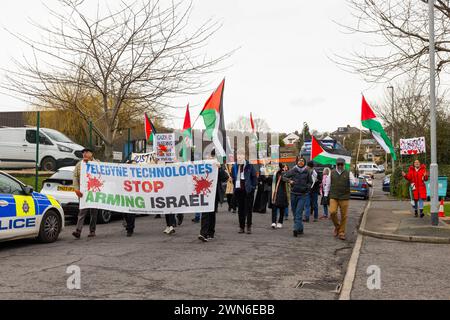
[70,148,357,243]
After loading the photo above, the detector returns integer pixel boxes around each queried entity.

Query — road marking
[339,187,373,300]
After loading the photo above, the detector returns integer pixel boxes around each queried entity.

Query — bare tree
[334,0,450,83]
[374,76,449,150]
[1,0,232,159]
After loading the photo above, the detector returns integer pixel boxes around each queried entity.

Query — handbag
[320,196,330,206]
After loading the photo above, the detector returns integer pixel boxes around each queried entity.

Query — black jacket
[282,165,312,195]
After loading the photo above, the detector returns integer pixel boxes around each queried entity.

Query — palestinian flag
[311,136,351,169]
[250,112,258,142]
[361,96,397,160]
[200,79,227,158]
[181,104,192,162]
[144,113,157,143]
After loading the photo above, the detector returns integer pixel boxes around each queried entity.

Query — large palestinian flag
[361,96,397,160]
[200,79,227,159]
[311,136,351,169]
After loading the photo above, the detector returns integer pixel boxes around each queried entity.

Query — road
[0,199,367,300]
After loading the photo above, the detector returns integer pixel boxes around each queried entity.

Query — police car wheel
[97,210,112,224]
[38,210,61,243]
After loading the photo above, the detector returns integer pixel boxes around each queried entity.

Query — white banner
[131,153,157,164]
[400,137,426,155]
[79,160,218,214]
[155,133,176,162]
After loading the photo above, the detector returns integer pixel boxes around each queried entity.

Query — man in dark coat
[232,158,258,234]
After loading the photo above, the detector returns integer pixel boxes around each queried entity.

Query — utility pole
[387,85,395,172]
[428,0,439,226]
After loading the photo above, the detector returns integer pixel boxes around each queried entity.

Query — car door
[0,173,38,241]
[24,130,53,168]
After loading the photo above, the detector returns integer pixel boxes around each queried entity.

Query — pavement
[348,176,450,300]
[0,199,367,300]
[360,179,450,243]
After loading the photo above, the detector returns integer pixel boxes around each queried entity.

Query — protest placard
[79,160,218,214]
[154,133,176,162]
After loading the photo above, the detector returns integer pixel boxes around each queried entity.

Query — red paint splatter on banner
[192,173,213,195]
[86,174,104,192]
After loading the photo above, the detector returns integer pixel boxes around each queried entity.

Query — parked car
[382,174,391,193]
[40,166,113,224]
[0,170,64,243]
[360,174,373,187]
[357,162,380,178]
[0,127,84,171]
[350,177,370,200]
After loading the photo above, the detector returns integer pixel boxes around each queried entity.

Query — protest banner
[79,160,218,214]
[131,153,157,164]
[155,133,176,162]
[400,137,426,155]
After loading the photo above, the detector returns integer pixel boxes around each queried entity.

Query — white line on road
[339,187,373,300]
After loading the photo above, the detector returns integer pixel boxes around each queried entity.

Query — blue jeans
[291,194,308,232]
[305,192,318,220]
[323,205,329,217]
[414,199,424,211]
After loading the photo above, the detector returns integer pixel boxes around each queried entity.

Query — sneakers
[271,223,277,229]
[163,226,175,234]
[72,230,81,239]
[198,235,208,242]
[276,223,283,229]
[167,226,175,234]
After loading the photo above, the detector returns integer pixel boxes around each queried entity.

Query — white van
[357,162,380,177]
[0,127,84,171]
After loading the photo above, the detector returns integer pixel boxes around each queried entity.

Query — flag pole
[355,124,363,176]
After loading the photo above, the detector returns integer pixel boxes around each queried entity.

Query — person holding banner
[232,157,257,234]
[198,150,230,242]
[402,159,428,218]
[72,148,99,239]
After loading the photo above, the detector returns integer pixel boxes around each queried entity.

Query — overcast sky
[0,0,385,134]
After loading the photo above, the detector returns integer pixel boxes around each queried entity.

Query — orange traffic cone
[438,199,445,218]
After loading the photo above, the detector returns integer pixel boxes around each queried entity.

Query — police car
[0,171,64,243]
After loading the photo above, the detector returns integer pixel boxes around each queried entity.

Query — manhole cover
[295,280,342,294]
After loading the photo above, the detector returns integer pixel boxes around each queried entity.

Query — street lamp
[428,0,439,226]
[387,85,395,172]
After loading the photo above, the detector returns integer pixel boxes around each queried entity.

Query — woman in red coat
[402,160,428,218]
